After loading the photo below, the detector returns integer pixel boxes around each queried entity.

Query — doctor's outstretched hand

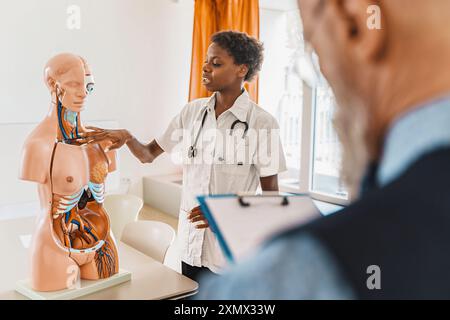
[81,126,132,151]
[188,206,209,229]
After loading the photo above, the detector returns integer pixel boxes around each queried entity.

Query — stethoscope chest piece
[188,145,197,158]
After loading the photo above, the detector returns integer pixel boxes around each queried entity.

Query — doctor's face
[202,42,245,92]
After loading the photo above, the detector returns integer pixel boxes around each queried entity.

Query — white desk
[0,216,198,300]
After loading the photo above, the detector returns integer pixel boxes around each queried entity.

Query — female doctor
[83,31,287,281]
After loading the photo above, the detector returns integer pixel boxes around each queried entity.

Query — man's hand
[79,126,132,151]
[187,206,209,229]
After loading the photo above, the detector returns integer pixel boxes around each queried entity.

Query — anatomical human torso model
[19,53,119,291]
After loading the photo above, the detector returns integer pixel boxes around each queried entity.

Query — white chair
[120,220,176,264]
[103,194,144,240]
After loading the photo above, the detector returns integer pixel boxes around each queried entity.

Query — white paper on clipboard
[201,195,321,263]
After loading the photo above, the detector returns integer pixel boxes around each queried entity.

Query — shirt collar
[205,89,251,122]
[377,95,450,187]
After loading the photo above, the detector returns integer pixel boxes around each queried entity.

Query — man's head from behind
[298,0,450,195]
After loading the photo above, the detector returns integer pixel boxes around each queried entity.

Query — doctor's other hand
[188,206,209,229]
[81,126,132,151]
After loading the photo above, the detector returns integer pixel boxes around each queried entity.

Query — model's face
[202,42,246,92]
[57,63,93,112]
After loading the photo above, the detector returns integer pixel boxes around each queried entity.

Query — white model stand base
[15,269,132,300]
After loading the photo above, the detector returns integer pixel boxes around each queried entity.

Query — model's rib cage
[51,182,105,219]
[88,181,104,203]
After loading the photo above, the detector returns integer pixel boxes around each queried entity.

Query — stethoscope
[188,108,249,158]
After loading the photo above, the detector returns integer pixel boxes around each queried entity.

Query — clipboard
[197,193,322,264]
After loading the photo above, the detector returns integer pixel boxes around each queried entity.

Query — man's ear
[329,0,387,62]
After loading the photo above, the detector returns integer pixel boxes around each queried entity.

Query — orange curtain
[188,0,260,102]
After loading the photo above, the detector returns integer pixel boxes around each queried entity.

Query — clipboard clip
[238,195,289,207]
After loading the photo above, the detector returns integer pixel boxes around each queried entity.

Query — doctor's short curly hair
[211,30,264,82]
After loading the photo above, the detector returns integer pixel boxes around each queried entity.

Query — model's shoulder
[24,120,53,145]
[21,138,55,168]
[19,122,56,183]
[24,122,55,151]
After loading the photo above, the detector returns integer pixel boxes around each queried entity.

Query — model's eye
[86,83,94,95]
[85,74,95,95]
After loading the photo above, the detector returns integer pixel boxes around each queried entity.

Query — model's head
[44,53,94,112]
[202,31,264,92]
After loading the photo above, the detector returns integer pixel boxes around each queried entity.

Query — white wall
[0,0,194,205]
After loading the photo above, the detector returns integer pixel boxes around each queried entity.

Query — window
[276,63,303,183]
[260,9,305,186]
[311,84,348,199]
[259,5,349,204]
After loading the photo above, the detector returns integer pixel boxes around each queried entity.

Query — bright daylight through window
[260,7,348,202]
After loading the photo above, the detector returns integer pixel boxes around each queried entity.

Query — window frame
[279,83,351,206]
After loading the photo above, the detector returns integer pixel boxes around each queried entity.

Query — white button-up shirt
[155,90,287,273]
